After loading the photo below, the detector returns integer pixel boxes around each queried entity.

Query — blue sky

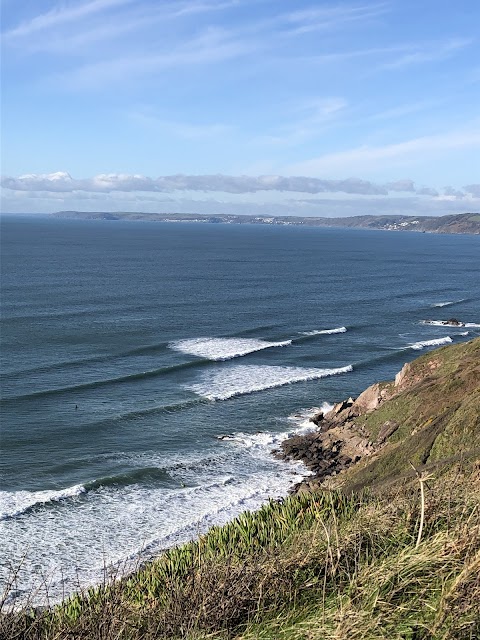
[1,0,479,216]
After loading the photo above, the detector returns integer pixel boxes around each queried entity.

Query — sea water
[1,216,479,605]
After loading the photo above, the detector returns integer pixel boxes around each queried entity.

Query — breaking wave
[0,485,86,521]
[421,320,464,327]
[409,337,453,350]
[299,326,347,336]
[169,337,292,361]
[432,299,465,307]
[187,364,353,401]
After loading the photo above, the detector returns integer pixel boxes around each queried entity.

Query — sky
[1,0,479,217]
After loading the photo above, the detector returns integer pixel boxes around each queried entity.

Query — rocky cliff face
[279,337,480,494]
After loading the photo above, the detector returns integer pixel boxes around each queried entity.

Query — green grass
[338,338,480,493]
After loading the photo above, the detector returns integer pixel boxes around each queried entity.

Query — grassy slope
[336,337,480,494]
[2,339,479,640]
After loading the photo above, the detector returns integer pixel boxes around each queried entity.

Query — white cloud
[2,172,470,200]
[464,183,480,197]
[416,187,439,197]
[0,172,396,195]
[385,179,415,192]
[443,186,466,199]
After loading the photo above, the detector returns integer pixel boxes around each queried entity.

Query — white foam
[432,299,465,307]
[218,431,280,449]
[409,336,453,350]
[0,484,86,521]
[169,337,292,360]
[421,320,464,327]
[287,402,334,434]
[220,403,334,453]
[465,323,480,328]
[300,326,347,336]
[187,364,353,401]
[1,444,308,607]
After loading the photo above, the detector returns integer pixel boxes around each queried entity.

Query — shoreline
[5,416,315,610]
[276,380,393,494]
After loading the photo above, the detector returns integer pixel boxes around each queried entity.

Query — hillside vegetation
[2,339,479,640]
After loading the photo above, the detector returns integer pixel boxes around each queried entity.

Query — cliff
[280,337,480,494]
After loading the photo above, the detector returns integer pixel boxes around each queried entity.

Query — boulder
[395,363,410,388]
[351,383,383,414]
[376,420,400,444]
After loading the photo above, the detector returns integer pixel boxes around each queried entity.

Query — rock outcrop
[278,381,395,492]
[278,337,480,494]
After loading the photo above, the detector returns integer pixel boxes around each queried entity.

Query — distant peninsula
[52,210,480,234]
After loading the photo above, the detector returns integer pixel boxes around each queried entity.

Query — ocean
[1,215,479,605]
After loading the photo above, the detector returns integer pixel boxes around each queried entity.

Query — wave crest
[409,337,452,350]
[169,337,292,360]
[187,364,353,401]
[300,327,347,336]
[0,484,85,521]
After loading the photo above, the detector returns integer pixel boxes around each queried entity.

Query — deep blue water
[1,216,479,603]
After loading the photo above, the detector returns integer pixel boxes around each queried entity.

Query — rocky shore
[277,338,480,493]
[277,380,394,493]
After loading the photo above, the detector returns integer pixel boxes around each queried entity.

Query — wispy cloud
[1,0,250,57]
[380,37,473,69]
[2,0,132,41]
[277,2,389,36]
[253,97,348,146]
[128,110,233,139]
[367,100,441,122]
[285,128,480,175]
[2,1,398,87]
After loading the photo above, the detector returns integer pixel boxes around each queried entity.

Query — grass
[338,338,480,493]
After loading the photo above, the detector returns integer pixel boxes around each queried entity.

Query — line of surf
[420,320,479,328]
[431,299,466,307]
[169,337,292,361]
[187,364,353,401]
[299,326,347,337]
[0,484,86,521]
[408,336,453,350]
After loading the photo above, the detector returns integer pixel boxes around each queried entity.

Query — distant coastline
[51,210,480,234]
